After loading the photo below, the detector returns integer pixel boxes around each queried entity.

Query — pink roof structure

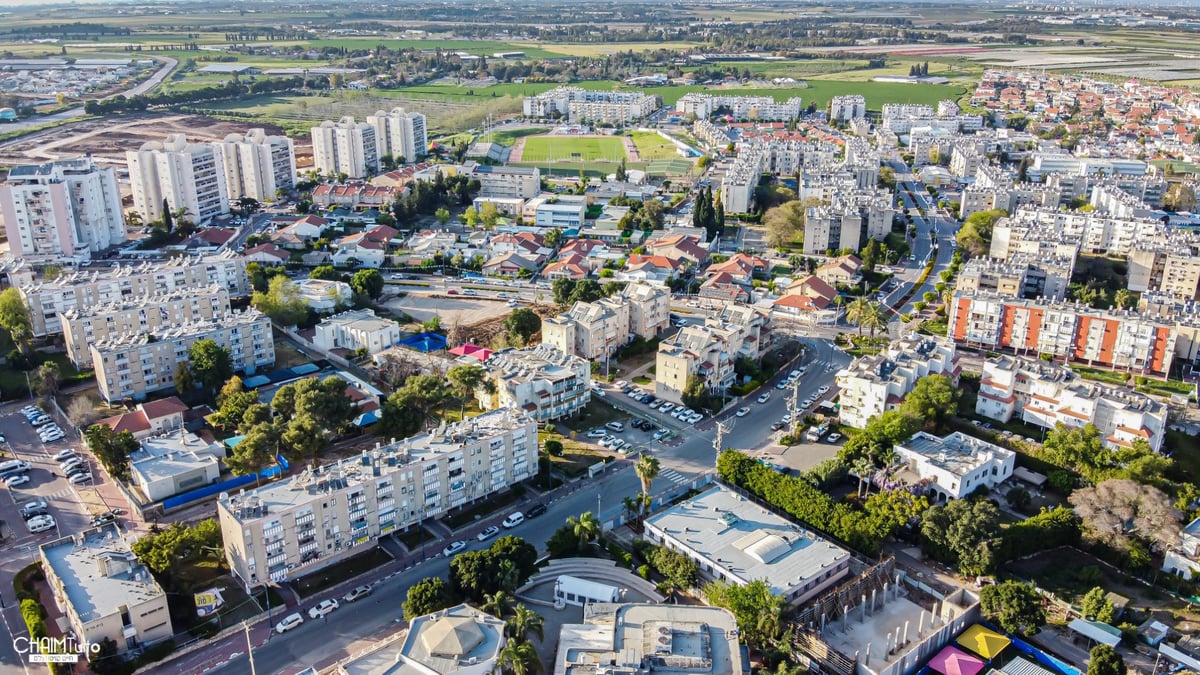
[449,344,494,362]
[928,646,985,675]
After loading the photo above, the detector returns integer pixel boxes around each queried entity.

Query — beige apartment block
[91,309,274,402]
[60,285,231,368]
[217,409,537,589]
[479,344,591,423]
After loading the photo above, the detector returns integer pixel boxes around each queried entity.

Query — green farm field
[517,135,628,163]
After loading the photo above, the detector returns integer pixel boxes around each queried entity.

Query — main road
[881,160,959,322]
[147,338,845,675]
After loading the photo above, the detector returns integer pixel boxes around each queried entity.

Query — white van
[502,512,525,528]
[0,460,31,476]
[605,421,625,432]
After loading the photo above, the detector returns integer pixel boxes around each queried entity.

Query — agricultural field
[516,135,627,163]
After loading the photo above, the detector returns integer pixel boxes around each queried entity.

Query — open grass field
[628,130,681,160]
[518,135,628,163]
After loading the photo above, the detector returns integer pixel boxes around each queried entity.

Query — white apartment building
[955,253,1073,301]
[12,252,249,337]
[535,197,587,228]
[479,344,591,423]
[692,119,732,148]
[367,107,428,164]
[645,487,852,605]
[217,409,537,588]
[0,158,125,259]
[313,308,401,356]
[542,283,670,361]
[829,95,866,121]
[90,309,274,402]
[126,134,229,224]
[217,128,296,203]
[894,432,1015,502]
[836,336,959,429]
[1128,237,1200,300]
[991,206,1163,256]
[60,285,231,368]
[41,526,174,654]
[1026,154,1147,182]
[311,116,380,179]
[523,86,658,123]
[655,306,769,404]
[976,354,1168,452]
[469,165,542,200]
[675,93,805,120]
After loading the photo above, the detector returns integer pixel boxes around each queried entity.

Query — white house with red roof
[645,233,710,267]
[96,396,190,440]
[241,242,290,265]
[620,254,681,283]
[332,224,398,267]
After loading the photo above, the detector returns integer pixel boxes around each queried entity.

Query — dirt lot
[384,292,514,326]
[0,113,312,170]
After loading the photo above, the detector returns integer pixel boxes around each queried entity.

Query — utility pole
[790,378,802,432]
[244,621,258,675]
[713,421,729,468]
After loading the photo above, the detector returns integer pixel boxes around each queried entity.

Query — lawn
[1134,376,1196,399]
[1069,365,1130,387]
[541,431,615,479]
[628,130,680,160]
[443,489,523,530]
[0,351,91,402]
[294,547,393,598]
[519,135,628,163]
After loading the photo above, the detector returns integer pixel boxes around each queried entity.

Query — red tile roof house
[241,243,290,264]
[332,225,399,268]
[645,234,710,267]
[482,252,540,277]
[96,396,190,440]
[622,254,681,282]
[699,272,751,303]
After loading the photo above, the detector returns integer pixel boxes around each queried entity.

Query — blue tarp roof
[223,435,246,449]
[354,410,380,427]
[401,331,447,352]
[243,375,270,388]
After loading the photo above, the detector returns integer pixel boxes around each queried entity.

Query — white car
[275,612,304,633]
[476,525,500,542]
[442,541,467,557]
[658,403,674,414]
[52,449,77,462]
[757,393,770,404]
[308,599,340,619]
[599,435,617,448]
[788,369,801,379]
[5,474,30,487]
[735,407,751,417]
[686,413,703,424]
[343,585,372,603]
[586,429,607,439]
[775,381,789,390]
[69,472,93,485]
[817,385,830,395]
[26,515,55,533]
[615,380,628,389]
[826,433,843,443]
[40,432,64,443]
[781,413,793,424]
[648,399,663,410]
[798,366,808,376]
[502,512,525,528]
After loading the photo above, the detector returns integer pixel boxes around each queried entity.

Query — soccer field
[518,135,628,163]
[629,131,680,160]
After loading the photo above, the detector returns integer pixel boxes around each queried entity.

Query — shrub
[21,599,46,641]
[544,439,564,457]
[638,564,651,580]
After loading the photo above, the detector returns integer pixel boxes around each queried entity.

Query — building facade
[894,431,1015,502]
[90,309,274,402]
[311,117,380,179]
[12,253,249,337]
[367,107,428,164]
[480,344,591,422]
[469,165,541,200]
[675,93,805,120]
[975,354,1168,452]
[217,409,537,588]
[836,336,960,429]
[655,307,770,405]
[217,128,297,203]
[126,134,229,224]
[0,158,125,259]
[313,308,401,355]
[60,285,231,368]
[41,526,174,654]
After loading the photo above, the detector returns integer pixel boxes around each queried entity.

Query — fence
[162,454,289,511]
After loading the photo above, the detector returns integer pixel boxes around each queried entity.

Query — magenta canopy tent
[929,646,986,675]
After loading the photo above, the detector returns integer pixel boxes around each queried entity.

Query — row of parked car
[614,382,704,425]
[23,405,64,443]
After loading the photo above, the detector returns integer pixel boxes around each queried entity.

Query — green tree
[845,296,873,335]
[1086,645,1125,675]
[681,374,713,412]
[861,238,882,272]
[246,261,269,293]
[188,339,233,395]
[506,604,545,642]
[435,207,451,226]
[544,438,563,456]
[979,581,1045,636]
[482,590,517,618]
[30,361,60,399]
[900,374,958,431]
[447,363,492,416]
[310,264,339,281]
[212,387,259,432]
[499,639,543,675]
[1079,586,1116,624]
[252,275,310,326]
[1112,288,1134,310]
[763,200,804,249]
[703,579,785,647]
[282,414,327,468]
[226,423,277,484]
[351,269,385,299]
[404,577,453,620]
[646,545,700,589]
[543,228,562,249]
[635,455,660,515]
[567,512,601,549]
[379,374,449,437]
[956,209,1006,259]
[0,287,32,353]
[84,424,139,482]
[174,361,195,397]
[451,536,538,601]
[479,201,500,228]
[503,308,541,346]
[920,499,1001,575]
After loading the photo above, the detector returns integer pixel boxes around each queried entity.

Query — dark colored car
[525,504,547,519]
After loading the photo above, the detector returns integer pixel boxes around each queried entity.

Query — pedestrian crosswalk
[658,468,690,486]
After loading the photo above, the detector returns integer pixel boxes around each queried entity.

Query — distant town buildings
[655,306,769,404]
[675,93,805,121]
[126,134,229,224]
[523,86,659,123]
[218,409,536,588]
[311,116,380,179]
[469,164,542,200]
[829,94,867,122]
[836,336,959,429]
[0,157,125,260]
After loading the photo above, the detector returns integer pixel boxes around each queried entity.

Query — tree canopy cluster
[449,535,539,602]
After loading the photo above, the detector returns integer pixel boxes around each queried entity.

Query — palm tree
[846,296,872,335]
[859,301,888,339]
[832,295,847,323]
[506,604,545,643]
[566,512,601,549]
[787,254,804,271]
[851,457,875,498]
[634,455,660,514]
[499,639,543,675]
[1113,288,1134,309]
[754,592,787,644]
[483,590,516,618]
